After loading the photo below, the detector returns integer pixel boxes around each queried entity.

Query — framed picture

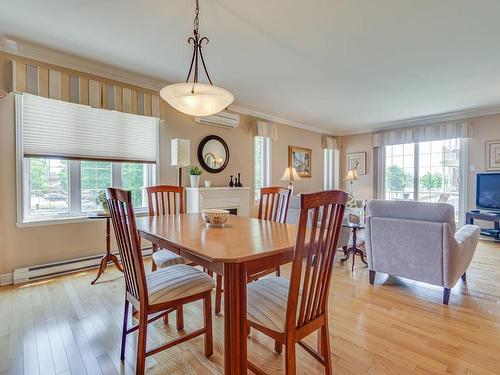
[486,140,500,170]
[289,146,312,177]
[347,152,366,175]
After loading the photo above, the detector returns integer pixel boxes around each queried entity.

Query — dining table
[136,213,303,375]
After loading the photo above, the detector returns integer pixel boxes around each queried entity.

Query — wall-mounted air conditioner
[194,110,240,129]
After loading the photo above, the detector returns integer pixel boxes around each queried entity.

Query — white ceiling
[2,0,500,134]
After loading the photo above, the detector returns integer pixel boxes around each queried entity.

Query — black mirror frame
[197,135,230,173]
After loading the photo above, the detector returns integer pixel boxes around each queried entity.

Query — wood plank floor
[1,240,499,375]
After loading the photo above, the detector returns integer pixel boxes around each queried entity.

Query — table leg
[223,262,248,375]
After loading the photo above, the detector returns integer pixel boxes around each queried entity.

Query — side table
[340,223,368,271]
[88,212,123,284]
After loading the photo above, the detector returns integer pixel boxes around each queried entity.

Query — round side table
[340,223,368,271]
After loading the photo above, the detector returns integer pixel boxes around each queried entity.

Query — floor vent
[12,247,152,284]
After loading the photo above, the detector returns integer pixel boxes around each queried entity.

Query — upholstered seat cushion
[247,277,295,333]
[147,264,215,305]
[152,249,186,268]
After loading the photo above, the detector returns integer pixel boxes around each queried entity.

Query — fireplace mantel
[186,187,251,216]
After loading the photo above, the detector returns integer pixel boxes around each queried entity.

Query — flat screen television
[476,173,500,211]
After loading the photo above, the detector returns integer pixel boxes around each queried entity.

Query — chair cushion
[247,277,292,333]
[147,264,215,305]
[152,249,186,268]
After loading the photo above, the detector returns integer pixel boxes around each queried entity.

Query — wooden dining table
[136,213,302,375]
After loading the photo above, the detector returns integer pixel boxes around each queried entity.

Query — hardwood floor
[1,240,499,375]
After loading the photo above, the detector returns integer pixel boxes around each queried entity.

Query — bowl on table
[202,209,230,226]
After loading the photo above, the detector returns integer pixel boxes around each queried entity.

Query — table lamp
[280,167,301,192]
[171,138,190,186]
[344,169,358,195]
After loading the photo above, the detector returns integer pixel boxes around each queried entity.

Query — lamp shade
[171,138,190,167]
[160,83,234,117]
[280,167,301,182]
[344,170,359,181]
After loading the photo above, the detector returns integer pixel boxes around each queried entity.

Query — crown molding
[337,104,500,137]
[0,37,165,91]
[228,104,328,134]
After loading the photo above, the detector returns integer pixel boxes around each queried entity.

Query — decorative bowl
[202,209,230,226]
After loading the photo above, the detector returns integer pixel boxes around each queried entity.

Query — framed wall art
[288,146,312,177]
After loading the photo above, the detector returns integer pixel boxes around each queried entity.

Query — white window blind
[20,93,159,163]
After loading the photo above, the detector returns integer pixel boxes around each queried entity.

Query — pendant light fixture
[160,0,234,117]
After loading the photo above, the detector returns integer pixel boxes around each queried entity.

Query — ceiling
[2,0,500,134]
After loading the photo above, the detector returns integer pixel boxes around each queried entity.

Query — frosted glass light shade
[171,138,190,167]
[280,167,301,182]
[160,83,234,116]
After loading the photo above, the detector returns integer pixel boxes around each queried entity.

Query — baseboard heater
[12,247,152,285]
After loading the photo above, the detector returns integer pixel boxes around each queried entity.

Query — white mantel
[186,187,251,216]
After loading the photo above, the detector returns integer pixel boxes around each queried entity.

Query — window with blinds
[15,93,159,224]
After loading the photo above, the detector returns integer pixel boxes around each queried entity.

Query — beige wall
[339,116,500,211]
[0,57,325,276]
[339,132,375,200]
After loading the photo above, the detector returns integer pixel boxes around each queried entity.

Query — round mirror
[197,135,229,173]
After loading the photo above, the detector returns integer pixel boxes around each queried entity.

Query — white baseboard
[0,273,13,286]
[5,247,152,286]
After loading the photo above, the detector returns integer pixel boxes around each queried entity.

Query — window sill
[17,210,149,228]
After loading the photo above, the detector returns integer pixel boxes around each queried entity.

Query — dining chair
[214,186,292,315]
[246,190,347,375]
[146,185,187,272]
[106,188,215,375]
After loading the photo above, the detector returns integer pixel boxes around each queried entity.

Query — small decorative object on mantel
[235,173,243,187]
[347,152,366,175]
[205,180,211,187]
[189,165,203,187]
[289,146,312,177]
[486,140,500,170]
[229,175,234,187]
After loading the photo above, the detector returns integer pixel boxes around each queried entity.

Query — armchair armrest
[454,225,481,252]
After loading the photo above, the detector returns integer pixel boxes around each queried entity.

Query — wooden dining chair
[246,190,347,375]
[146,185,186,272]
[213,186,292,315]
[106,188,215,375]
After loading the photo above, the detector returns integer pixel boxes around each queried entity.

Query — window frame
[380,139,467,224]
[253,136,271,204]
[15,98,159,227]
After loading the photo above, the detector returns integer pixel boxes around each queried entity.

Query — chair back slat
[106,188,148,304]
[286,190,347,330]
[146,185,184,216]
[258,187,291,223]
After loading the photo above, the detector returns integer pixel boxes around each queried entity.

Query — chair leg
[369,270,376,285]
[461,272,466,282]
[321,324,332,375]
[274,340,282,354]
[276,266,281,277]
[443,288,451,305]
[163,311,169,325]
[285,338,296,375]
[120,300,130,361]
[176,305,184,330]
[151,244,158,272]
[215,274,222,315]
[203,292,214,358]
[136,310,148,375]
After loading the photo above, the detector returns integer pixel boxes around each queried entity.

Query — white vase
[190,175,200,187]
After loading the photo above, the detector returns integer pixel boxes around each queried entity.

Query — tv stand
[466,210,500,242]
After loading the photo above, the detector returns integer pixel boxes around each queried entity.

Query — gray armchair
[365,200,480,305]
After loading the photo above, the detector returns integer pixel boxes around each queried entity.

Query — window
[17,93,159,224]
[324,149,339,190]
[254,136,271,203]
[23,158,155,221]
[383,138,465,222]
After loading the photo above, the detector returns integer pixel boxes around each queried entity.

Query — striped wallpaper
[11,60,163,119]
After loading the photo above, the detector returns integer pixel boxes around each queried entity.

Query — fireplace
[186,187,251,216]
[227,208,238,215]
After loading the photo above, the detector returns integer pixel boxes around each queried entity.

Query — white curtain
[254,120,278,140]
[372,120,470,147]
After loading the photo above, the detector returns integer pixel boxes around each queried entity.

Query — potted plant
[189,165,203,187]
[96,190,109,214]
